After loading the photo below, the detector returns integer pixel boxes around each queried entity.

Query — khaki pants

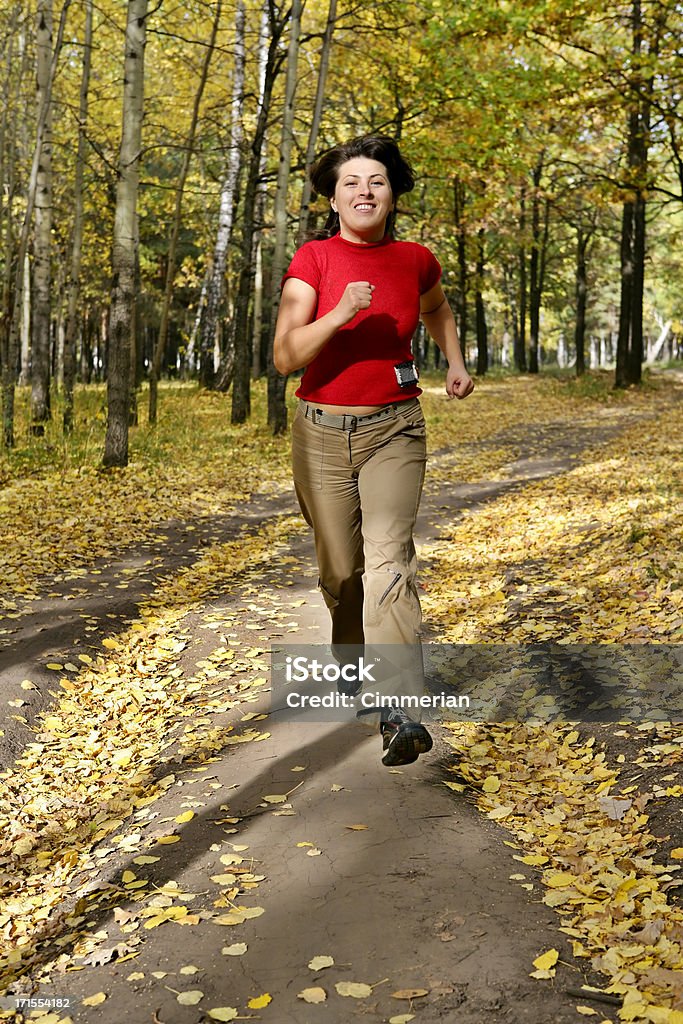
[292,398,427,710]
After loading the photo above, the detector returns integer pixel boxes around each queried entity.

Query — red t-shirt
[282,233,441,405]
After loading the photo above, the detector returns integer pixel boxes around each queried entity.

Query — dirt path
[1,397,669,1023]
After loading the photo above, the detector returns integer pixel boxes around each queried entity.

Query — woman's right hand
[335,281,375,325]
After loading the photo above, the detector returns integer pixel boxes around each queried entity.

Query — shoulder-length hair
[309,134,416,239]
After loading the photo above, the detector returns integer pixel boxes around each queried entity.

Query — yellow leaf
[545,872,576,888]
[298,987,326,1003]
[308,955,334,970]
[133,856,160,865]
[122,870,136,883]
[20,680,37,690]
[443,781,466,793]
[670,848,683,859]
[532,949,559,971]
[345,824,368,830]
[176,990,203,1005]
[82,993,107,1007]
[208,1010,238,1022]
[127,972,145,981]
[157,835,181,845]
[307,848,322,856]
[514,854,548,866]
[391,988,429,999]
[46,663,64,671]
[175,810,195,824]
[390,1016,416,1024]
[482,775,501,793]
[180,965,199,975]
[247,993,272,1009]
[222,943,248,956]
[335,981,373,998]
[575,1008,598,1017]
[102,638,119,650]
[263,794,287,803]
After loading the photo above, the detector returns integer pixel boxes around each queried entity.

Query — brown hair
[309,134,416,239]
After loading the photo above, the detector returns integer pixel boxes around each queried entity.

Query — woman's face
[332,157,394,243]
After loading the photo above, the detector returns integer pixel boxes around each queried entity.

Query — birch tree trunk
[267,0,303,435]
[148,0,221,423]
[63,0,92,433]
[297,0,337,246]
[230,9,287,423]
[2,0,69,447]
[197,0,245,390]
[31,0,54,435]
[528,155,544,374]
[102,0,147,468]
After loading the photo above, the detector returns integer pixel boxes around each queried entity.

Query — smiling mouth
[354,204,376,211]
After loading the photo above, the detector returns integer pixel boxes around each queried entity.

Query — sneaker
[380,706,433,767]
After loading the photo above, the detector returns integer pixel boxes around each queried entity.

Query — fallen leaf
[176,990,203,1005]
[308,955,334,971]
[391,988,429,999]
[222,943,248,956]
[247,993,272,1009]
[532,949,559,971]
[335,981,373,998]
[82,993,107,1007]
[345,824,368,831]
[175,810,195,823]
[298,987,327,1003]
[208,1010,238,1022]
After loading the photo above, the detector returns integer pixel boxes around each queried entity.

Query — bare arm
[273,277,375,375]
[420,282,474,399]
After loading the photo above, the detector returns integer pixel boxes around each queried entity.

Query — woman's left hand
[446,366,475,399]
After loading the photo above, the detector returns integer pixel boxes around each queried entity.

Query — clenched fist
[335,281,375,325]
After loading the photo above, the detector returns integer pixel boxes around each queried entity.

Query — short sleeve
[281,242,321,293]
[417,245,442,293]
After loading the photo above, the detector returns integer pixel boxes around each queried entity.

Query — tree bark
[148,0,221,423]
[103,0,147,468]
[528,156,544,374]
[297,0,337,246]
[63,0,92,433]
[574,229,589,376]
[2,0,69,447]
[475,226,488,375]
[30,0,54,435]
[197,0,245,390]
[267,0,303,435]
[516,184,527,373]
[453,176,468,360]
[230,8,287,424]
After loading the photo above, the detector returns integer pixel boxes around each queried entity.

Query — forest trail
[0,385,680,1023]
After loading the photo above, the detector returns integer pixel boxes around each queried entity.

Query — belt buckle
[344,414,357,431]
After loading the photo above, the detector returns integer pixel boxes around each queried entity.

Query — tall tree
[267,0,303,435]
[63,0,92,433]
[30,0,54,435]
[103,0,148,468]
[148,0,221,424]
[2,0,69,447]
[230,5,288,424]
[296,0,337,246]
[197,0,245,390]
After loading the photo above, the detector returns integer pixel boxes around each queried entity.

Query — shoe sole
[381,723,433,767]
